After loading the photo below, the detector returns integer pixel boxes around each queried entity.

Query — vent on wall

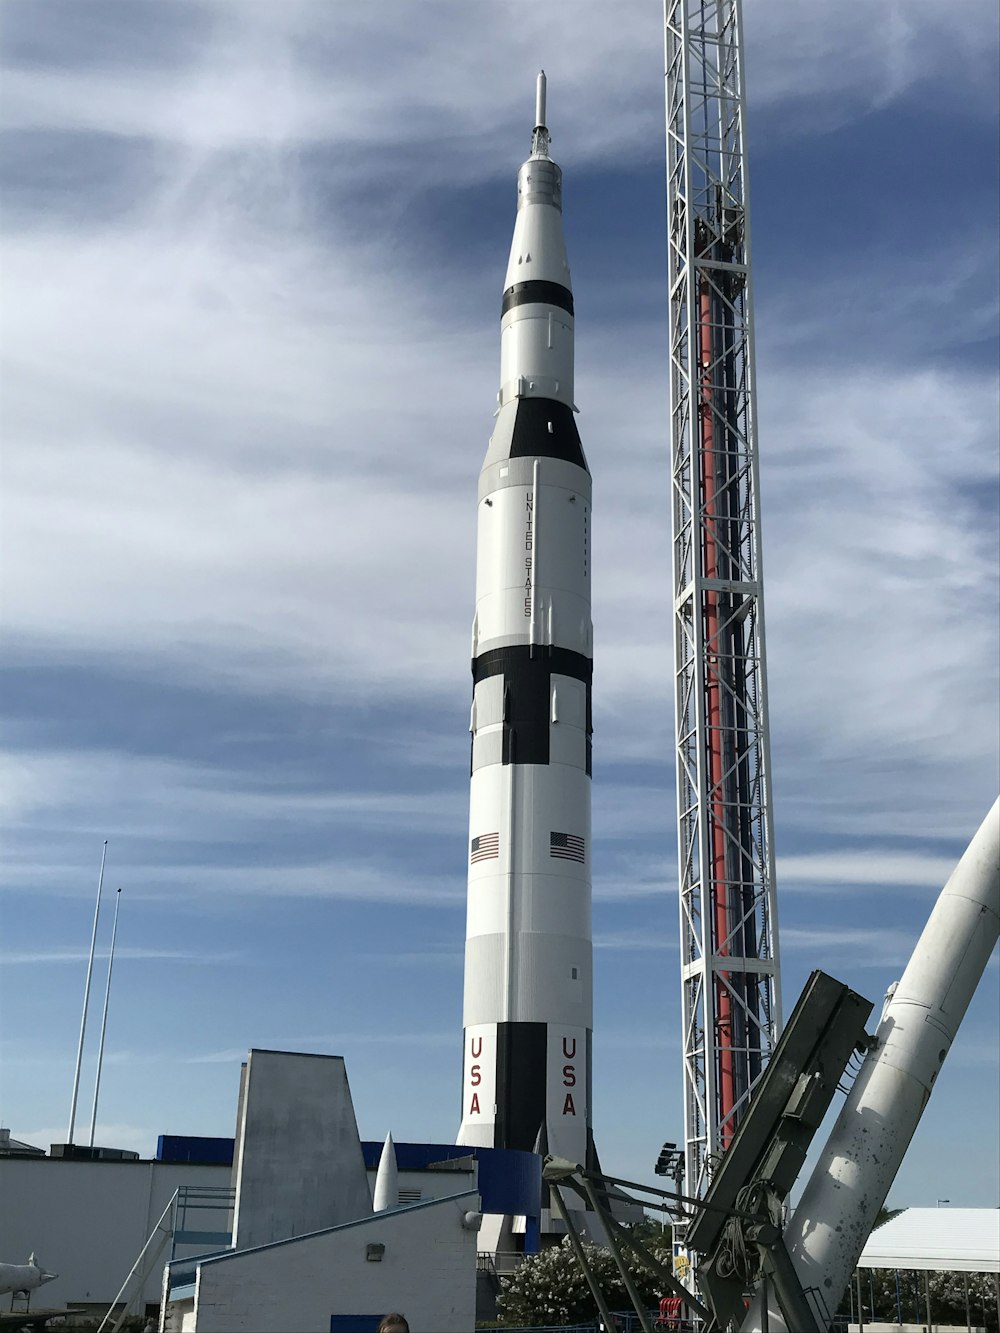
[398,1187,422,1203]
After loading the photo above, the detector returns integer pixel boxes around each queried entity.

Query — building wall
[232,1050,372,1250]
[0,1158,231,1310]
[186,1193,479,1333]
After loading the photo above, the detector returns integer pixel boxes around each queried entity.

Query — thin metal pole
[590,1202,709,1322]
[89,887,122,1147]
[913,1268,919,1324]
[96,1190,176,1333]
[68,839,108,1144]
[577,1176,654,1333]
[924,1269,932,1331]
[548,1183,618,1333]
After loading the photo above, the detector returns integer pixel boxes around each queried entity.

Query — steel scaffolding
[664,0,782,1201]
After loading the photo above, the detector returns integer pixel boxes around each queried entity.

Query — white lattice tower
[664,0,782,1201]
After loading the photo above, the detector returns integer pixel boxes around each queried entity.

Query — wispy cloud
[3,3,992,168]
[353,950,463,968]
[183,1029,455,1065]
[0,747,468,834]
[1,857,467,907]
[0,946,241,966]
[780,925,918,968]
[776,851,962,891]
[595,929,677,953]
[0,0,996,1199]
[182,1048,252,1066]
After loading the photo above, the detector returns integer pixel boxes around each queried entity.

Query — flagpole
[89,887,122,1148]
[68,839,107,1145]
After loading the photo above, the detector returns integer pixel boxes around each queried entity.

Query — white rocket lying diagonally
[458,74,594,1178]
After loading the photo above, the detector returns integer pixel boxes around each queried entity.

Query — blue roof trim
[361,1140,482,1170]
[191,1190,479,1268]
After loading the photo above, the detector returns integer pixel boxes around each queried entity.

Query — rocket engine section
[458,73,594,1181]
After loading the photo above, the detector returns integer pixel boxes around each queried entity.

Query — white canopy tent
[859,1208,1000,1274]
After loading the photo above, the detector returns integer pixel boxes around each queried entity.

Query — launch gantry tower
[663,0,782,1200]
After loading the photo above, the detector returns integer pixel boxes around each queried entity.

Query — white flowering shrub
[496,1234,673,1327]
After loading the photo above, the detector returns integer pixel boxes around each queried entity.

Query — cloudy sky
[1,1,997,1209]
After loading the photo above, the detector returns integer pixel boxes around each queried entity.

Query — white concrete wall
[0,1158,231,1310]
[190,1192,479,1333]
[232,1050,372,1250]
[364,1165,476,1207]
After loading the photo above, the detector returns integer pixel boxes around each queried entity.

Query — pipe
[699,273,736,1147]
[741,798,999,1332]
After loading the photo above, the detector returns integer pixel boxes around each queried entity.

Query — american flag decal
[471,832,500,863]
[550,831,586,863]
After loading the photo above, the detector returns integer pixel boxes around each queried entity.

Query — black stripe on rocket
[504,398,588,471]
[490,1022,592,1154]
[472,645,593,773]
[502,280,575,316]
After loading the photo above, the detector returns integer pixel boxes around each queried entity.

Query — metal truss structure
[663,0,782,1200]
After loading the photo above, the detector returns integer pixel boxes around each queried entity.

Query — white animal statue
[0,1253,57,1297]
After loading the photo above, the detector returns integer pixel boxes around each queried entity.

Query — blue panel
[156,1134,235,1164]
[476,1146,542,1217]
[329,1318,382,1332]
[359,1142,541,1221]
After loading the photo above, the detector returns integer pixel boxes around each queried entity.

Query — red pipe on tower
[698,276,735,1147]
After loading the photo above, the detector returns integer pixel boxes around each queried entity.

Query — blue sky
[1,1,997,1209]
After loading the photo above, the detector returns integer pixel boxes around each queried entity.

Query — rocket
[741,798,1000,1332]
[458,73,594,1183]
[0,1254,57,1298]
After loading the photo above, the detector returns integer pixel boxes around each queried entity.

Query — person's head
[377,1317,409,1333]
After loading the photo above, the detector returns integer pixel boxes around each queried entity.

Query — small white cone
[372,1132,398,1212]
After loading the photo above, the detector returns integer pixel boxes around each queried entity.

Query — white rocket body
[458,75,594,1180]
[741,798,1000,1332]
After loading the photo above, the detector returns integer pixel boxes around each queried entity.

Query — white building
[0,1153,231,1320]
[162,1190,481,1333]
[1,1051,508,1331]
